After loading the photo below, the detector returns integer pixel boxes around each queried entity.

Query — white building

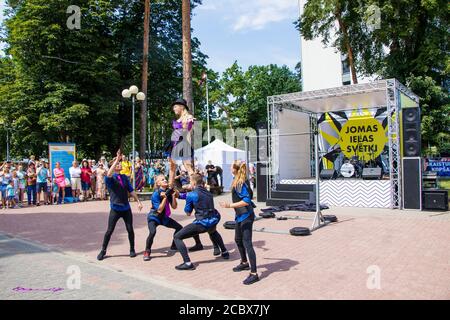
[299,0,374,91]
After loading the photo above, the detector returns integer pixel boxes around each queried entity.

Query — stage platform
[279,179,391,208]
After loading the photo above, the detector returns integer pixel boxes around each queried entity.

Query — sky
[192,0,302,74]
[0,0,302,74]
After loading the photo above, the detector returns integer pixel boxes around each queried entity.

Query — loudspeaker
[362,167,382,180]
[402,157,422,210]
[256,121,268,162]
[422,190,448,211]
[256,122,269,202]
[320,169,335,180]
[256,162,268,202]
[402,107,421,157]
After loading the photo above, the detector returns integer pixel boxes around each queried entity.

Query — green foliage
[298,0,449,155]
[0,0,206,159]
[210,62,301,130]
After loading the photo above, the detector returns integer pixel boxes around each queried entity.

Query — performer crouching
[97,150,143,261]
[219,160,259,285]
[144,174,204,261]
[173,174,229,270]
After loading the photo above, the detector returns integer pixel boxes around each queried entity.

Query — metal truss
[267,80,388,106]
[386,79,402,209]
[266,79,419,210]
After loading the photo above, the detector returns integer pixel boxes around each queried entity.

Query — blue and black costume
[174,186,228,265]
[232,180,257,273]
[101,174,135,252]
[146,188,204,254]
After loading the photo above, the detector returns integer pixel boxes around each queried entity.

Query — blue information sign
[48,143,76,180]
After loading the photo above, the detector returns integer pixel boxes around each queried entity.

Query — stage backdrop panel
[275,108,311,180]
[280,179,391,208]
[317,107,390,171]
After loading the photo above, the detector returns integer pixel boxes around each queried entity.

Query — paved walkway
[0,233,220,300]
[0,195,449,300]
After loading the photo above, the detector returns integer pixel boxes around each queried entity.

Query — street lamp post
[6,128,10,162]
[122,86,146,190]
[205,73,211,144]
[201,71,211,144]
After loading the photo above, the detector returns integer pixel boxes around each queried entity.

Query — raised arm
[107,150,122,177]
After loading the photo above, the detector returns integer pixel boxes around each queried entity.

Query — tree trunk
[335,6,358,84]
[182,0,194,114]
[140,0,150,159]
[219,105,234,131]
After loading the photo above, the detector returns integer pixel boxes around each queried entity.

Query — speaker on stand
[401,106,422,210]
[256,121,269,202]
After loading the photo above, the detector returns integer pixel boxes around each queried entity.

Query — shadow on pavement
[258,257,299,280]
[0,210,150,257]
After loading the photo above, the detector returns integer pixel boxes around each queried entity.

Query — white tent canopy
[194,139,245,191]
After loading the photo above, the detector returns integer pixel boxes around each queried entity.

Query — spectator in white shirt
[69,161,82,198]
[99,156,109,170]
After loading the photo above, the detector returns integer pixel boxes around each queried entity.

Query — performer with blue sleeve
[97,150,143,261]
[143,174,205,261]
[220,160,259,285]
[173,174,229,270]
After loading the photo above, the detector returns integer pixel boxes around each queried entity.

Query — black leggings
[102,209,135,251]
[235,215,257,273]
[146,218,205,253]
[174,223,227,263]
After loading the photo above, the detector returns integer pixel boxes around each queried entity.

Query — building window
[341,57,351,85]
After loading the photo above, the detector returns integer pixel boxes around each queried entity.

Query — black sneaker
[175,262,196,271]
[233,262,250,272]
[130,250,137,258]
[97,250,106,261]
[188,244,204,252]
[243,273,259,285]
[221,251,230,260]
[213,246,221,256]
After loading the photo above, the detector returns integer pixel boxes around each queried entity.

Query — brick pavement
[0,195,449,300]
[0,233,226,300]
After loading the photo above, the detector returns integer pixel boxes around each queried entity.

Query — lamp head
[122,89,131,98]
[129,85,139,95]
[136,92,145,101]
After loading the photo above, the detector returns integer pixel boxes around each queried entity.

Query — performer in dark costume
[220,160,259,285]
[97,150,143,261]
[173,173,229,270]
[144,174,209,260]
[164,98,195,191]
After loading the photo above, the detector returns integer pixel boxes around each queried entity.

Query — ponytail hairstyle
[231,160,247,191]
